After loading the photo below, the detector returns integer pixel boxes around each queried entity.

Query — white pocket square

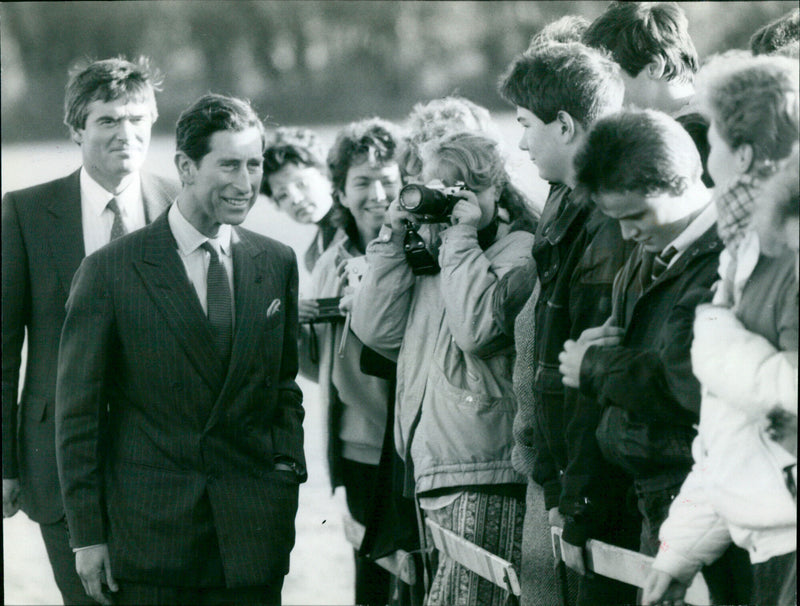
[266,298,282,318]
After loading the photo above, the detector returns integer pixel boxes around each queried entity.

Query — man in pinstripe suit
[56,93,306,605]
[3,57,178,605]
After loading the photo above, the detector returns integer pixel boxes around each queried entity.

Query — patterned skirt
[424,489,525,606]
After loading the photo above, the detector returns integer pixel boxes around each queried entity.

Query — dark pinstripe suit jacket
[55,211,306,587]
[2,169,177,524]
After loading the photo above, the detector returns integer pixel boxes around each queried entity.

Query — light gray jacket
[350,222,533,495]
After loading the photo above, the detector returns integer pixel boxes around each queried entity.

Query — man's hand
[298,298,319,323]
[3,478,21,518]
[449,191,482,228]
[642,568,688,606]
[561,540,587,576]
[559,324,624,388]
[75,544,118,605]
[549,507,587,575]
[548,507,564,528]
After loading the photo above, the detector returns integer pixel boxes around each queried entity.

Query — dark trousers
[752,551,796,606]
[341,458,392,606]
[39,516,98,605]
[114,580,284,605]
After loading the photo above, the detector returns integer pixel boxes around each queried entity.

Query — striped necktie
[651,246,678,283]
[107,198,127,241]
[201,241,233,363]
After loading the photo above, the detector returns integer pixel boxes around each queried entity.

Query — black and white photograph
[2,2,797,605]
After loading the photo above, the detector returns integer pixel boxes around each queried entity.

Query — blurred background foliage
[2,1,796,143]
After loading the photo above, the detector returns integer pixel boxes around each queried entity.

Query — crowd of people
[2,2,798,606]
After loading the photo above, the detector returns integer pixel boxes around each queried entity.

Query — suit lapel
[44,170,86,296]
[206,229,273,429]
[133,214,227,393]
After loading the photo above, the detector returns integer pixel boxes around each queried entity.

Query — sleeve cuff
[651,547,702,587]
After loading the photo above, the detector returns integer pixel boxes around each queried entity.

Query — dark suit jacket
[1,169,177,524]
[56,212,306,587]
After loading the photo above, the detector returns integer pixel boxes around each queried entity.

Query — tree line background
[1,1,796,144]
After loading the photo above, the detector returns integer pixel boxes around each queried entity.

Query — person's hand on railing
[642,567,688,605]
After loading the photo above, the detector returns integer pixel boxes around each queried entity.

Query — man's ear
[646,56,667,81]
[556,110,577,142]
[174,151,196,185]
[334,189,348,209]
[69,126,83,146]
[735,143,754,175]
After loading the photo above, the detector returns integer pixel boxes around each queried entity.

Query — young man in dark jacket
[560,110,722,564]
[499,42,640,606]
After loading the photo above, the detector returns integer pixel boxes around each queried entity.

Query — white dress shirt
[167,203,235,321]
[80,168,146,256]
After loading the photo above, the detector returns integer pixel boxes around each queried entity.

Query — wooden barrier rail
[341,513,417,586]
[550,526,711,605]
[424,518,522,600]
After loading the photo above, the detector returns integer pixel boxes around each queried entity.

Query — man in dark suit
[2,57,177,605]
[56,93,306,606]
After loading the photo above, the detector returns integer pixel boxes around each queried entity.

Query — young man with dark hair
[560,108,736,600]
[56,93,305,605]
[583,1,698,114]
[2,56,177,605]
[498,42,639,606]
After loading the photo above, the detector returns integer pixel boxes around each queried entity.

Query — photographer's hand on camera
[387,197,417,233]
[448,190,482,228]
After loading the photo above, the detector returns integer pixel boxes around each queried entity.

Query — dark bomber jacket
[582,225,723,492]
[520,183,634,545]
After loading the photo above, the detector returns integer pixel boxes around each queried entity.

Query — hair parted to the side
[326,117,403,229]
[398,96,498,180]
[528,14,591,50]
[420,131,537,230]
[582,2,698,82]
[697,53,799,175]
[750,8,800,56]
[64,55,162,130]
[261,127,328,196]
[175,93,265,163]
[498,41,624,129]
[574,109,703,198]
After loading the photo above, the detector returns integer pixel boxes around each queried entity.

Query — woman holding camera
[302,118,406,606]
[350,131,535,606]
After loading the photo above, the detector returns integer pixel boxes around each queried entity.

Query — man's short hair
[499,41,625,129]
[574,109,702,197]
[528,14,591,50]
[750,8,800,56]
[697,53,799,171]
[261,127,327,196]
[582,2,698,82]
[326,117,402,195]
[676,112,714,188]
[64,56,161,130]
[176,94,265,163]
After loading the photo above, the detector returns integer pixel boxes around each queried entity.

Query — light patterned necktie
[107,198,128,241]
[201,241,233,364]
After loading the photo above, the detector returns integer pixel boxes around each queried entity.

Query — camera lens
[399,184,423,210]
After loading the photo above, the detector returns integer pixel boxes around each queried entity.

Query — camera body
[398,183,464,224]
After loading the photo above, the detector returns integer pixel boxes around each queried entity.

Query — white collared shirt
[661,201,718,269]
[167,203,235,320]
[80,168,146,256]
